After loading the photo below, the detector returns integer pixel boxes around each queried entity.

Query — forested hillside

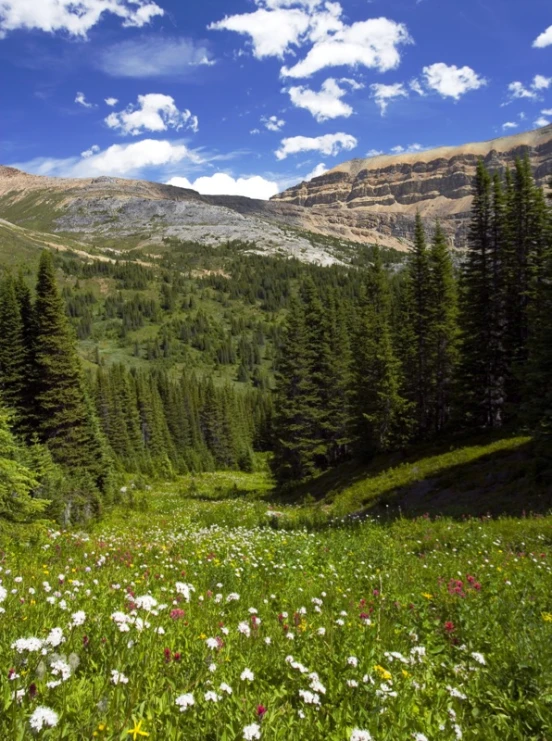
[0,157,550,524]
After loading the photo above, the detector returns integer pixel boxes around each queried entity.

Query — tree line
[271,159,552,485]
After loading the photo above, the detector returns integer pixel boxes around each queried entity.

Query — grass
[1,472,551,740]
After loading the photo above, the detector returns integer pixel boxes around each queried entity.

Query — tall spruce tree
[0,276,27,429]
[458,161,505,429]
[403,214,432,437]
[271,295,320,485]
[427,222,459,434]
[355,248,412,456]
[33,251,111,493]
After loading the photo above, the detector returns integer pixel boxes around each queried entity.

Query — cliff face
[272,125,552,247]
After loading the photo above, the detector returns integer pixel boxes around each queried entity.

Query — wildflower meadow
[1,481,551,740]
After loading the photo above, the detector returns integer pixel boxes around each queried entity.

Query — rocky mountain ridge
[272,124,552,247]
[1,124,551,264]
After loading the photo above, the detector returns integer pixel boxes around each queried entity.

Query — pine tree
[33,251,110,492]
[458,161,505,429]
[0,276,27,428]
[403,214,432,437]
[355,248,413,456]
[271,295,320,485]
[427,222,459,434]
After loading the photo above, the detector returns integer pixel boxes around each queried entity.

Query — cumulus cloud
[105,94,199,136]
[366,148,384,157]
[0,0,163,39]
[105,97,119,107]
[14,139,201,179]
[535,116,550,128]
[209,7,311,59]
[286,78,356,121]
[275,132,357,160]
[262,115,286,132]
[304,162,328,180]
[210,3,411,79]
[390,143,424,154]
[533,25,552,48]
[370,82,408,115]
[507,75,551,102]
[167,173,279,200]
[502,122,518,131]
[282,17,412,78]
[97,37,215,79]
[422,63,486,100]
[75,91,94,108]
[81,144,100,158]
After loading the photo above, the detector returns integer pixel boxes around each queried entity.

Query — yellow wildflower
[422,592,433,600]
[374,665,392,681]
[127,719,149,740]
[542,613,552,623]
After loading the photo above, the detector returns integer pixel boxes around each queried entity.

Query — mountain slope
[273,124,552,247]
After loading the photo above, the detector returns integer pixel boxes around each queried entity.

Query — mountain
[273,124,552,248]
[1,125,551,263]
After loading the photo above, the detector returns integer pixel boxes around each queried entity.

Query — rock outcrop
[272,124,552,247]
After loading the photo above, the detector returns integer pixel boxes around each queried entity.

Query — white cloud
[542,108,552,116]
[14,139,201,179]
[0,0,163,39]
[105,94,199,136]
[75,91,94,108]
[390,143,424,154]
[502,122,518,131]
[287,78,354,121]
[409,78,425,96]
[533,25,552,48]
[81,144,100,158]
[533,75,551,90]
[167,173,279,200]
[370,82,408,115]
[262,115,286,131]
[507,75,551,102]
[366,148,384,157]
[275,132,357,160]
[282,17,412,78]
[423,63,486,100]
[97,37,215,78]
[105,97,119,107]
[210,3,411,79]
[209,7,311,59]
[304,162,328,180]
[535,117,550,128]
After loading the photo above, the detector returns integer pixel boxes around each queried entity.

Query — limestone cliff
[272,125,552,247]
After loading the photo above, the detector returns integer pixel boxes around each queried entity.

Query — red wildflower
[444,621,455,634]
[170,609,186,620]
[257,705,267,719]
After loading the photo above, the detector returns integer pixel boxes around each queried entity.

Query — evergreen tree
[403,214,432,437]
[271,296,320,485]
[0,276,27,428]
[458,161,505,428]
[427,222,459,434]
[355,248,412,456]
[33,251,111,493]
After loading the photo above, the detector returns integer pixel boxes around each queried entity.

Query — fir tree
[271,295,320,485]
[0,276,27,428]
[33,251,111,492]
[427,222,459,434]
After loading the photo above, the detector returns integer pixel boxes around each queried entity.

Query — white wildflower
[243,723,261,740]
[29,707,59,732]
[110,670,129,685]
[175,693,195,712]
[240,668,254,682]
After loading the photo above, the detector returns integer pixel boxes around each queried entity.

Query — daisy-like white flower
[412,734,429,741]
[110,670,129,685]
[298,690,321,705]
[70,611,86,627]
[0,584,7,603]
[206,638,219,650]
[243,723,261,740]
[46,628,65,648]
[219,683,233,695]
[205,691,221,702]
[240,668,254,682]
[11,637,43,653]
[135,595,157,612]
[350,730,372,741]
[347,656,359,667]
[175,693,195,712]
[471,652,486,665]
[175,583,195,602]
[227,592,240,602]
[238,621,251,637]
[29,706,59,732]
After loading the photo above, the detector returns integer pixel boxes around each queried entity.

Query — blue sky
[1,0,551,199]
